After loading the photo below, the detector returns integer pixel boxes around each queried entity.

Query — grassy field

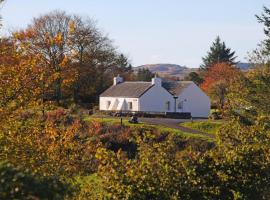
[180,120,224,135]
[84,116,213,140]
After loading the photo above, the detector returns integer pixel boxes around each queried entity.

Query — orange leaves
[0,38,42,115]
[200,62,242,110]
[59,55,69,67]
[54,32,63,45]
[201,62,241,92]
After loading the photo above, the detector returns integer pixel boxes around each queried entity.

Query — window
[178,102,183,109]
[128,102,133,110]
[166,101,170,111]
[107,101,111,109]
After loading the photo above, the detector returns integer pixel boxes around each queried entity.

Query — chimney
[113,74,123,85]
[151,74,162,87]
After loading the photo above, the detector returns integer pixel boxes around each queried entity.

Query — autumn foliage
[201,62,240,91]
[200,62,241,110]
[1,7,270,200]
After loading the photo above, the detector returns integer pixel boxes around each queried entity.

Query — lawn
[180,120,224,135]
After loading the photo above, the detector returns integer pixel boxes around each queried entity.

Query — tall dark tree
[200,36,237,71]
[116,54,130,71]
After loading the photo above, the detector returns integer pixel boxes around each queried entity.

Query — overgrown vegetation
[0,5,270,200]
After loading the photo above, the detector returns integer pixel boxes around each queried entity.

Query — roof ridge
[124,81,151,83]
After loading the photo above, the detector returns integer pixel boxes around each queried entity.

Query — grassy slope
[180,120,223,135]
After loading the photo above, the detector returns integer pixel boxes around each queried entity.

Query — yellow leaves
[69,20,75,33]
[40,73,44,81]
[12,31,21,40]
[51,72,61,80]
[54,32,63,45]
[95,148,107,160]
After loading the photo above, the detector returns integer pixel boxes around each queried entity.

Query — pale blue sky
[1,0,269,67]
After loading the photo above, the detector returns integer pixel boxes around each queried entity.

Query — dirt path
[140,118,214,139]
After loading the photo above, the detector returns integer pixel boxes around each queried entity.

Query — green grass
[84,116,213,140]
[180,120,224,135]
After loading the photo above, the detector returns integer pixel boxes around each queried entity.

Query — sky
[1,0,269,68]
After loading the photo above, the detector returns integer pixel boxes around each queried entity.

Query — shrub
[210,110,222,120]
[96,119,270,200]
[0,161,72,199]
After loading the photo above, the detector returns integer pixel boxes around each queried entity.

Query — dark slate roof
[100,82,153,98]
[162,81,193,96]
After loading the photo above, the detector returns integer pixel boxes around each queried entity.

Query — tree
[228,60,270,125]
[14,11,75,104]
[230,6,270,122]
[201,62,241,110]
[200,36,237,72]
[256,6,270,54]
[116,54,131,71]
[14,11,126,106]
[67,15,121,103]
[136,68,154,81]
[0,161,71,199]
[0,36,43,124]
[184,71,204,85]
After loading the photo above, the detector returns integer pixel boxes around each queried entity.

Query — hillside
[236,62,253,71]
[135,63,253,79]
[135,64,197,79]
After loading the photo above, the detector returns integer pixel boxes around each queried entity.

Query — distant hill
[236,62,253,71]
[135,63,253,79]
[135,64,197,79]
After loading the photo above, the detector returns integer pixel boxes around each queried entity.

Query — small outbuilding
[99,75,210,118]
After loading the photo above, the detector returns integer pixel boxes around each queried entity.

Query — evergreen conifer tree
[200,36,237,71]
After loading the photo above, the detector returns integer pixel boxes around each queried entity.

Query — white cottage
[99,75,210,118]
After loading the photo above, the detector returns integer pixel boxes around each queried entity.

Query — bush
[0,161,72,199]
[210,110,222,120]
[96,119,270,200]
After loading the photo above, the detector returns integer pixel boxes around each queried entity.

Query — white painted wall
[176,83,210,118]
[99,81,210,118]
[99,97,139,112]
[139,84,174,112]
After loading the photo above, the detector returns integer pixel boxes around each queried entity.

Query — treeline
[1,10,154,109]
